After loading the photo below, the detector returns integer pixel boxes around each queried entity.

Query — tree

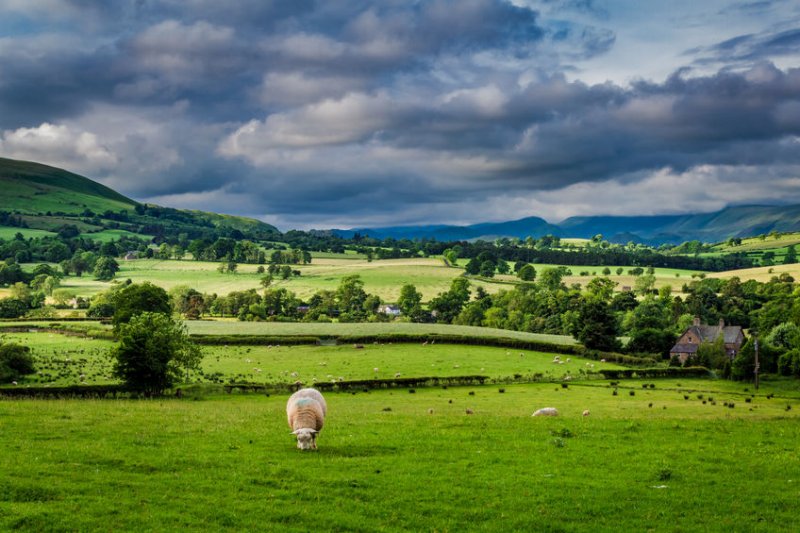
[429,278,471,323]
[784,245,797,265]
[538,267,565,291]
[0,343,35,383]
[586,277,617,302]
[573,298,620,352]
[465,258,481,275]
[518,264,536,282]
[0,298,27,318]
[397,284,423,316]
[336,275,368,314]
[112,282,172,328]
[626,328,676,358]
[93,256,120,281]
[634,273,656,296]
[479,260,496,277]
[113,313,202,396]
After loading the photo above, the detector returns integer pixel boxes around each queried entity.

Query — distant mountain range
[334,205,800,245]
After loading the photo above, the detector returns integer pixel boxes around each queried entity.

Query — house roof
[670,343,699,354]
[688,325,743,345]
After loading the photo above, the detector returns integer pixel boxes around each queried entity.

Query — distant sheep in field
[465,408,474,415]
[287,388,327,451]
[532,407,559,417]
[373,368,379,373]
[582,410,590,417]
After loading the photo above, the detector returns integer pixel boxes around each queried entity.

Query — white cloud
[0,122,117,174]
[219,92,397,158]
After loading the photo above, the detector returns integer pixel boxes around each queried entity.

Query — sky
[1,0,800,231]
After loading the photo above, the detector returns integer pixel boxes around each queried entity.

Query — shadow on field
[313,445,399,458]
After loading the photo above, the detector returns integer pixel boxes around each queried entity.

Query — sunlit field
[2,380,799,531]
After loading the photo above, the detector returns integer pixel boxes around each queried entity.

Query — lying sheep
[532,407,559,417]
[287,388,327,450]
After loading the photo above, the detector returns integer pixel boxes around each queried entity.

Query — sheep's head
[292,428,318,450]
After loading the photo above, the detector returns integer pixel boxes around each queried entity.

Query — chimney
[693,316,701,327]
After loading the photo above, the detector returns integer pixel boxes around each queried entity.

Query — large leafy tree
[113,313,202,396]
[112,282,172,328]
[574,297,620,352]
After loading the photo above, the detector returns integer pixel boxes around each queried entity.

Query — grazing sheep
[465,408,474,415]
[373,368,379,373]
[532,407,559,417]
[287,388,327,450]
[11,381,17,386]
[582,410,590,417]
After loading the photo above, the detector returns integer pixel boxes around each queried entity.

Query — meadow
[41,256,708,304]
[1,380,799,531]
[1,328,587,387]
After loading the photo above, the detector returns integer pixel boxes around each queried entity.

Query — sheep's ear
[310,429,319,434]
[290,430,300,435]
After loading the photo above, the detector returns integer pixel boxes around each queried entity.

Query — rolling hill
[0,157,279,238]
[0,157,136,215]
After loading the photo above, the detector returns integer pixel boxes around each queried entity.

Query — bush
[0,343,35,383]
[113,313,202,396]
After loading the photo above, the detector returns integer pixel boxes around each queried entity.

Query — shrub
[0,343,35,383]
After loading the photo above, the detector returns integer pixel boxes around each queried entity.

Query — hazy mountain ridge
[336,206,800,244]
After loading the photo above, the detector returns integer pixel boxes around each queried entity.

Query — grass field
[710,232,800,253]
[183,320,578,344]
[78,229,149,243]
[708,263,800,283]
[0,327,582,387]
[1,380,799,531]
[0,227,56,240]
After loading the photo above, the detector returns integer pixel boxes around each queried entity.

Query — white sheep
[287,388,327,450]
[582,410,590,417]
[532,407,559,417]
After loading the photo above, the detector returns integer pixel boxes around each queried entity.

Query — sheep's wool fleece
[287,388,327,431]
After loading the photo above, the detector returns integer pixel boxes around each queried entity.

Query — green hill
[0,157,136,215]
[0,157,279,239]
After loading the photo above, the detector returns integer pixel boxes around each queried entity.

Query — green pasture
[19,215,101,232]
[1,328,583,387]
[20,256,708,304]
[1,381,799,531]
[78,229,149,243]
[183,320,578,344]
[0,227,56,240]
[710,232,800,253]
[48,257,514,302]
[199,342,616,385]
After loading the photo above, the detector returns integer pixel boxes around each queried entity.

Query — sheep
[287,388,327,450]
[582,409,590,417]
[532,407,559,417]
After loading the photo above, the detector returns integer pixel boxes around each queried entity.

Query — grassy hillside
[0,157,136,214]
[0,157,279,238]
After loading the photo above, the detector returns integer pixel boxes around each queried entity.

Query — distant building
[124,251,138,260]
[378,304,402,316]
[669,317,745,363]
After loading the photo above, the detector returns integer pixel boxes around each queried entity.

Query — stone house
[669,317,745,363]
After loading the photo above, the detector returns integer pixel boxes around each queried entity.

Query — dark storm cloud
[1,0,799,228]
